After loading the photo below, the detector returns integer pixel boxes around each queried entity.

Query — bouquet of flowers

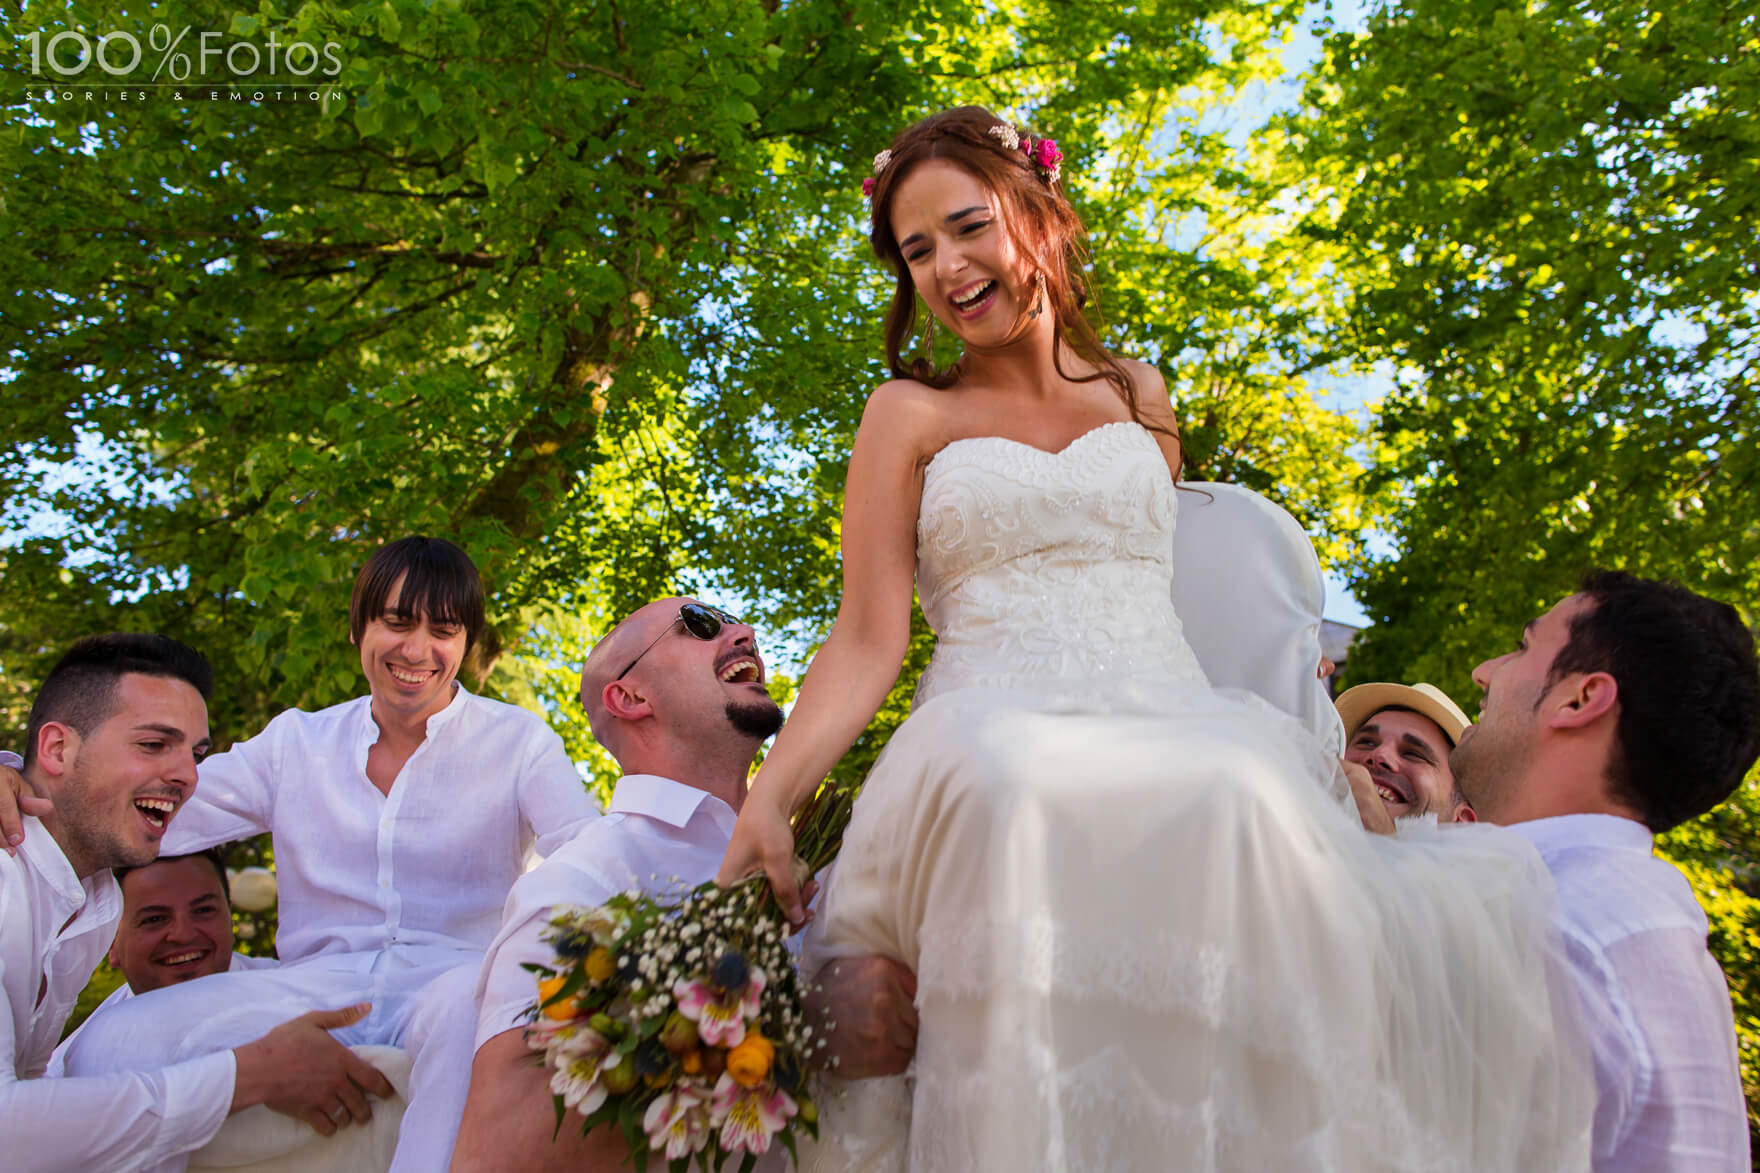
[524,780,857,1172]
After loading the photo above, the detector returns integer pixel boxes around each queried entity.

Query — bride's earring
[1027,271,1048,320]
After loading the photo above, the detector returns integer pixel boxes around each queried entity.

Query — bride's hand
[717,797,809,926]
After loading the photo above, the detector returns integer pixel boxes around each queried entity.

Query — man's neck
[621,747,753,814]
[368,690,452,749]
[1488,751,1642,827]
[25,773,92,879]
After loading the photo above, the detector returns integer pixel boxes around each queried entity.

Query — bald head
[580,597,694,741]
[579,598,782,783]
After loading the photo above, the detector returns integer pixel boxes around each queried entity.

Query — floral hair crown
[861,121,1064,198]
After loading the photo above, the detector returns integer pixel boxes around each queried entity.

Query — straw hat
[1335,682,1471,746]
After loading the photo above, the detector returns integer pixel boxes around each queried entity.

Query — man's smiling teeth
[718,659,761,684]
[135,797,175,827]
[1374,783,1404,805]
[161,950,207,966]
[951,280,995,308]
[388,665,433,684]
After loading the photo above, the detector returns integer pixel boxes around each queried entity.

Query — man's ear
[600,680,653,722]
[1545,671,1618,731]
[33,721,78,779]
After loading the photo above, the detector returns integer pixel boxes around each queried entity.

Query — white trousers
[63,950,480,1173]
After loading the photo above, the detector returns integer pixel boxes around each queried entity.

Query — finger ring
[330,1107,348,1124]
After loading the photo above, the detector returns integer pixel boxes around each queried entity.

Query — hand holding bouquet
[525,780,856,1171]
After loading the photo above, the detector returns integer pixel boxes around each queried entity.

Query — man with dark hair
[1453,570,1760,1173]
[48,850,280,1076]
[1335,681,1477,823]
[1,634,393,1173]
[2,537,597,1173]
[108,849,249,993]
[452,599,917,1172]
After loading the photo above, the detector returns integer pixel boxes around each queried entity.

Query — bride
[717,107,1593,1171]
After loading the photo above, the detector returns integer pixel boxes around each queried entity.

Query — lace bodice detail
[914,422,1209,705]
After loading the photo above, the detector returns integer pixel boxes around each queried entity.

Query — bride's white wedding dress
[803,422,1593,1172]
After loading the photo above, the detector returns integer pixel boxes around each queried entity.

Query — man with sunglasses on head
[452,598,918,1171]
[3,536,598,1173]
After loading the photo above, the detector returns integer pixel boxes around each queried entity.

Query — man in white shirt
[1451,570,1760,1172]
[47,849,278,1075]
[1,633,393,1173]
[41,537,599,1173]
[451,597,918,1172]
[1335,681,1476,822]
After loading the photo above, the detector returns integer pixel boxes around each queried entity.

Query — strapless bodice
[913,422,1209,704]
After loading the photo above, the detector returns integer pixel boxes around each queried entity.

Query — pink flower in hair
[862,176,877,198]
[1032,138,1063,171]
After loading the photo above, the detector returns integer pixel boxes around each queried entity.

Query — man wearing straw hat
[1336,681,1477,824]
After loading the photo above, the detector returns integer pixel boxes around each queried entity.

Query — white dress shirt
[1512,813,1749,1172]
[163,685,598,966]
[1,817,235,1172]
[47,952,276,1077]
[475,774,737,1049]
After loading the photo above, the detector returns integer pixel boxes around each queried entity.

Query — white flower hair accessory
[987,123,1021,151]
[863,149,894,197]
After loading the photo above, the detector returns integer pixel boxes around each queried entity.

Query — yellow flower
[537,975,581,1021]
[726,1030,774,1088]
[585,947,616,984]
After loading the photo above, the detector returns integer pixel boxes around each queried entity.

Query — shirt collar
[609,774,737,834]
[354,681,470,747]
[19,815,122,932]
[1507,812,1655,859]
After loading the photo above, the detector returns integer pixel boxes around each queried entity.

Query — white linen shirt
[474,774,737,1049]
[1512,813,1749,1172]
[47,951,277,1077]
[1,816,235,1171]
[162,686,598,966]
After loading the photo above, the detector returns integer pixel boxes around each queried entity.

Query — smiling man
[1335,681,1476,823]
[1,634,392,1173]
[107,851,242,992]
[38,536,599,1173]
[1453,571,1760,1172]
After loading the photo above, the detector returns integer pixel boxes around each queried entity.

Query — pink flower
[1032,138,1063,170]
[862,176,877,197]
[643,1082,713,1160]
[709,1070,798,1155]
[544,1027,614,1117]
[673,967,766,1047]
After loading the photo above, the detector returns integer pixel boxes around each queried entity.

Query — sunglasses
[615,602,743,681]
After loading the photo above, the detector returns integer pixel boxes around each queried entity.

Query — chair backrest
[1169,482,1344,755]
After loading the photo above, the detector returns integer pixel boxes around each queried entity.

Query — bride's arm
[1122,361,1182,480]
[715,384,934,919]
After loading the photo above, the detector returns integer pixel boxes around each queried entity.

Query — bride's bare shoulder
[1116,360,1177,428]
[858,379,955,457]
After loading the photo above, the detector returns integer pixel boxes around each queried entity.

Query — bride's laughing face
[890,159,1039,348]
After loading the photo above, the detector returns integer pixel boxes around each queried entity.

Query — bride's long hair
[867,106,1153,434]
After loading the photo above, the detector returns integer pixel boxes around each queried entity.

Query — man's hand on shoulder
[0,756,54,853]
[807,955,919,1080]
[231,1004,396,1136]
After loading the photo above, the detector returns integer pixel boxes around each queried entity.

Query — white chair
[188,1045,411,1171]
[1169,482,1345,756]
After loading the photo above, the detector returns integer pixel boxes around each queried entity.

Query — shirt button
[379,878,391,888]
